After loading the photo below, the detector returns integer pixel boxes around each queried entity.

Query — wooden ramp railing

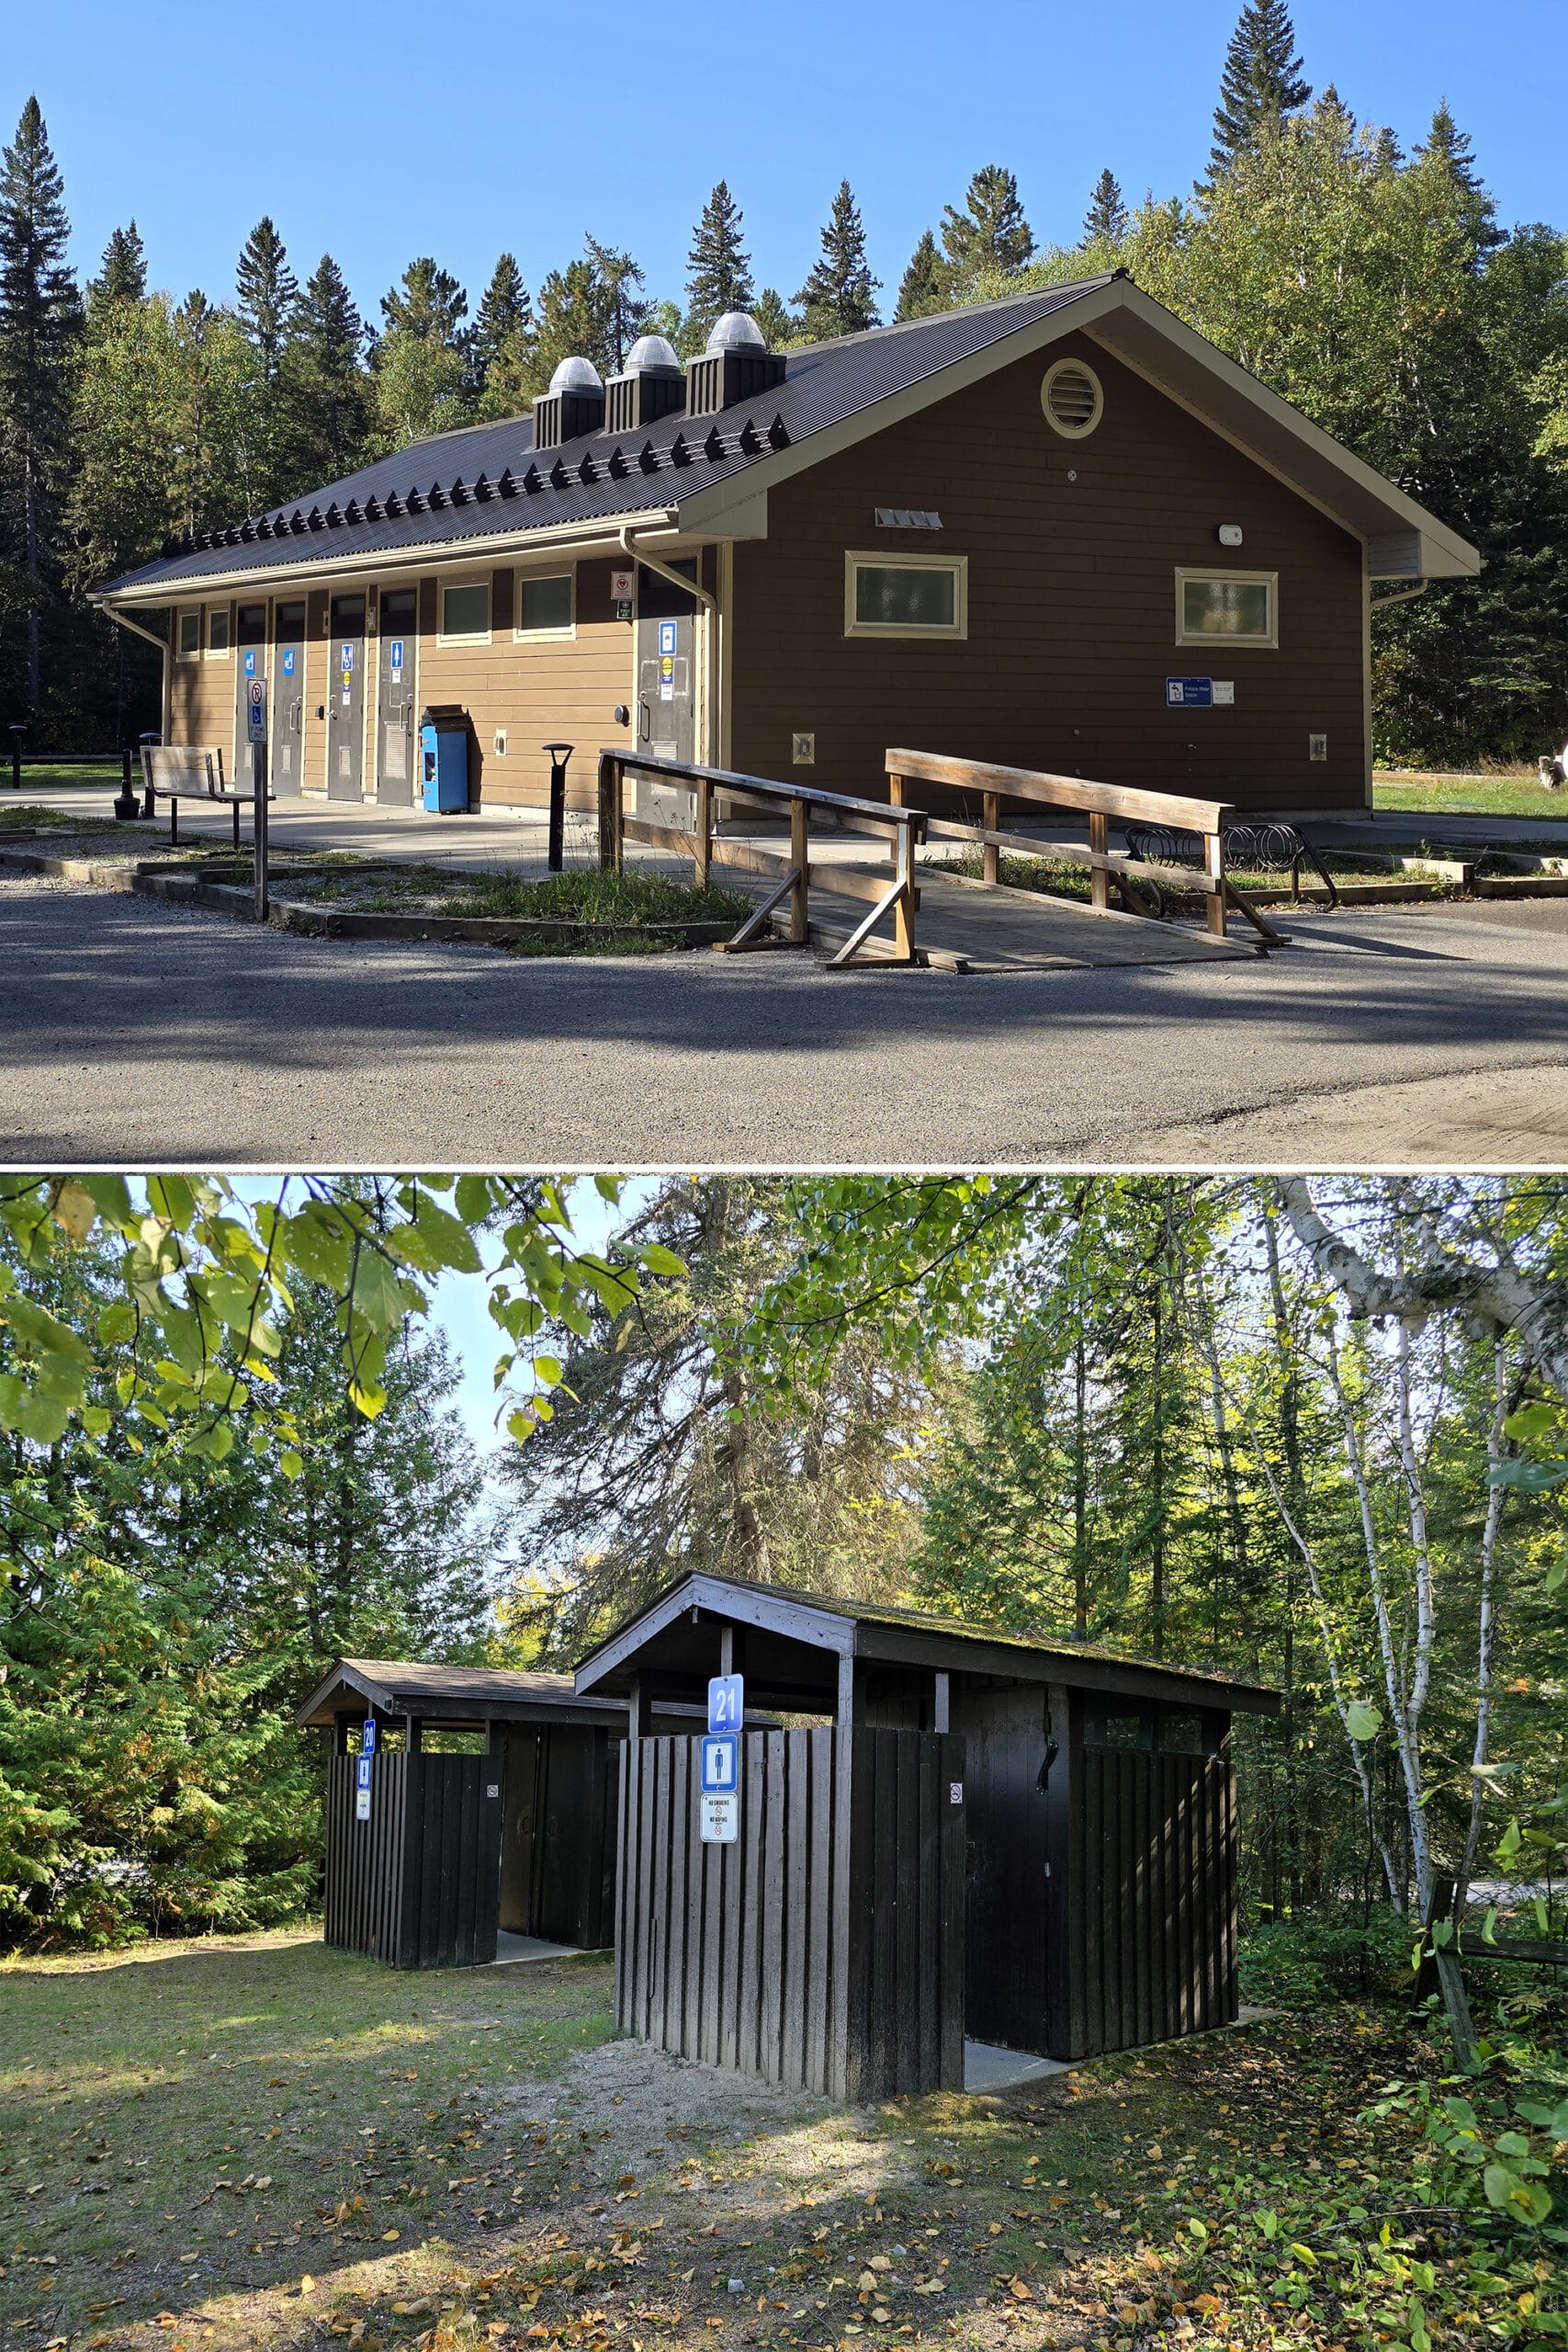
[597,750,926,965]
[886,748,1281,947]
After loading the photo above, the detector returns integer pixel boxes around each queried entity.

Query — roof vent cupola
[686,311,785,417]
[605,333,686,434]
[533,354,606,450]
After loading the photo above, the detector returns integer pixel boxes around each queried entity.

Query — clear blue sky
[10,0,1562,327]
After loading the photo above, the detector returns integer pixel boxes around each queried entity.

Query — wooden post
[836,1653,864,1728]
[887,773,903,810]
[982,791,999,886]
[695,776,712,890]
[626,1673,643,1746]
[931,1669,951,1735]
[597,751,623,872]
[790,795,808,944]
[718,1623,734,1679]
[1205,829,1226,937]
[893,824,916,961]
[1089,810,1109,912]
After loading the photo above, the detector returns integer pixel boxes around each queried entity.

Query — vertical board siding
[322,1754,500,1970]
[1072,1749,1237,2056]
[613,1729,965,2098]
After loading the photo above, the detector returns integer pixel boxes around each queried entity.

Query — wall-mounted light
[1218,524,1244,548]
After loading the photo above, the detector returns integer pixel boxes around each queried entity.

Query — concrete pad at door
[486,1932,581,1967]
[964,2039,1070,2092]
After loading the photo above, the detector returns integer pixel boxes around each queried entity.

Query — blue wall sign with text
[1167,676,1213,707]
[707,1673,743,1734]
[362,1719,377,1755]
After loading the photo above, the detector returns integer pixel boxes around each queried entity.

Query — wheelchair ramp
[809,867,1267,972]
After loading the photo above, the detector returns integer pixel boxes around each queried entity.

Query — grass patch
[0,801,131,833]
[430,866,753,928]
[1375,770,1568,820]
[0,1928,615,2347]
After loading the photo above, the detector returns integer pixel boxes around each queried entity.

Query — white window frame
[205,604,231,657]
[1175,568,1279,650]
[844,549,968,641]
[1041,356,1104,439]
[175,608,200,661]
[436,577,492,646]
[513,568,576,644]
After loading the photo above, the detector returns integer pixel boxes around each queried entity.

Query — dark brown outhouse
[298,1657,714,1971]
[573,1574,1280,2101]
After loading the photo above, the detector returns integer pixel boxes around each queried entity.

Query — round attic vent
[549,354,604,393]
[625,333,682,375]
[1042,357,1103,438]
[706,310,766,353]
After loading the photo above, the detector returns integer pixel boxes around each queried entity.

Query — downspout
[616,523,716,612]
[1370,582,1428,614]
[100,598,174,741]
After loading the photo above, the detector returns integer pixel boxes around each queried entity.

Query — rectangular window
[207,605,231,654]
[1159,1710,1210,1756]
[439,581,491,643]
[1176,569,1277,648]
[1084,1708,1152,1751]
[515,572,574,638]
[176,610,200,659]
[845,551,967,639]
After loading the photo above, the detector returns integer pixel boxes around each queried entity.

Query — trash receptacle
[420,707,469,812]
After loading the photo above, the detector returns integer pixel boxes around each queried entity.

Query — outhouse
[572,1574,1280,2100]
[297,1657,715,1970]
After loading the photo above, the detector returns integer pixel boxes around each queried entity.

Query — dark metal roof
[98,279,1118,597]
[296,1655,768,1731]
[572,1570,1283,1718]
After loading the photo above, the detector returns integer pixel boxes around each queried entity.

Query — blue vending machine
[420,707,469,812]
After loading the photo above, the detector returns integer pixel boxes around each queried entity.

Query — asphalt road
[7,876,1568,1166]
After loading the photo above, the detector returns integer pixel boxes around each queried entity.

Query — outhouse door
[376,589,418,804]
[634,561,698,819]
[327,594,367,799]
[959,1685,1052,2054]
[271,601,305,795]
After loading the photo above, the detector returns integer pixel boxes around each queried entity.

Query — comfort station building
[96,273,1479,819]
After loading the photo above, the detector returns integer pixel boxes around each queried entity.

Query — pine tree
[380,256,468,345]
[89,221,146,311]
[276,254,368,492]
[470,251,532,399]
[794,180,881,341]
[1209,0,1311,175]
[585,237,649,373]
[1414,100,1505,255]
[752,287,796,348]
[684,181,755,348]
[235,217,297,383]
[940,165,1035,285]
[893,229,947,322]
[1084,168,1128,244]
[0,97,80,714]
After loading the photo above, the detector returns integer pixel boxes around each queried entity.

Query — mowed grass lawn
[4,1929,1544,2352]
[1374,771,1567,820]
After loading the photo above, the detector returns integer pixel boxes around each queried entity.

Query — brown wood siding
[416,559,631,810]
[167,600,239,777]
[615,1726,965,2100]
[728,333,1367,813]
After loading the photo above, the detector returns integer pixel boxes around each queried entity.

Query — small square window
[1176,570,1277,648]
[845,553,967,639]
[516,573,573,636]
[207,605,231,653]
[1084,1708,1151,1750]
[440,582,491,641]
[176,611,200,658]
[1159,1711,1209,1756]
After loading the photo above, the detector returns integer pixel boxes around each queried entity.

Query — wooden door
[957,1685,1051,2052]
[499,1727,544,1935]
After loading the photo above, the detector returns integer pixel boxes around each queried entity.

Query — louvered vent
[1042,358,1103,438]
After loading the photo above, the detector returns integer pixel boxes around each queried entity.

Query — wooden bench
[139,744,274,848]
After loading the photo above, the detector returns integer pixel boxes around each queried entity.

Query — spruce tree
[1209,0,1311,174]
[472,253,531,378]
[940,165,1035,285]
[1084,168,1129,244]
[1415,100,1504,255]
[683,181,754,348]
[585,237,649,372]
[752,287,796,348]
[276,254,368,492]
[795,180,881,341]
[380,256,468,345]
[89,220,146,310]
[0,97,80,713]
[235,217,297,383]
[894,229,947,322]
